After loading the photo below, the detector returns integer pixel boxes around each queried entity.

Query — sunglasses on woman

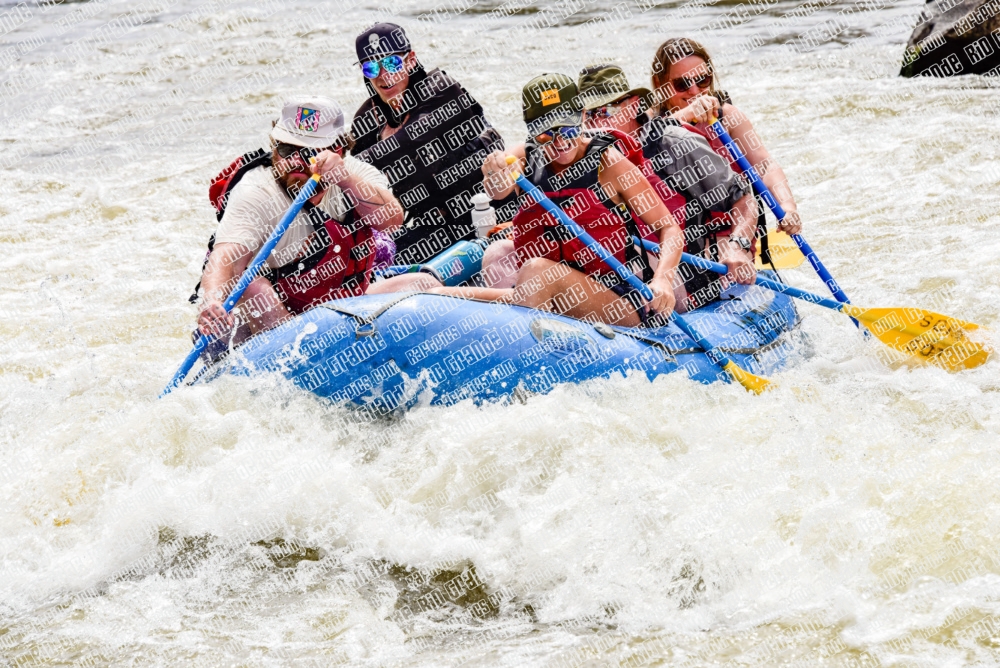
[361,54,406,79]
[672,73,712,93]
[533,126,581,144]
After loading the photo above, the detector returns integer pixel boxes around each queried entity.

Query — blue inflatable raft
[196,274,799,412]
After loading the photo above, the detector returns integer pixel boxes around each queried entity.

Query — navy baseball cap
[356,23,411,62]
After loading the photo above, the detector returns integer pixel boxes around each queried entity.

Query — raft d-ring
[593,322,615,339]
[356,321,376,338]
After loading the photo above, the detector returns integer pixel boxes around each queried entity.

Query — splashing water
[2,0,999,665]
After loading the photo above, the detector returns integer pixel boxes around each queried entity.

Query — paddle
[707,119,856,316]
[635,237,991,372]
[504,157,770,394]
[160,167,323,397]
[756,230,805,270]
[757,278,991,371]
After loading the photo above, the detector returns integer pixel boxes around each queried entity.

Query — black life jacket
[351,68,504,264]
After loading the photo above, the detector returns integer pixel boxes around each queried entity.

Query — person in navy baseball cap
[350,23,507,273]
[355,22,411,63]
[354,23,417,116]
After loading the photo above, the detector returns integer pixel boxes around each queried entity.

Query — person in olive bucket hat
[577,63,653,131]
[425,73,686,327]
[577,64,760,311]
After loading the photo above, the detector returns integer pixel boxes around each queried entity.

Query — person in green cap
[577,63,654,137]
[577,63,759,311]
[427,73,685,327]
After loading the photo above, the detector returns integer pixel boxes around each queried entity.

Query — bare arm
[341,174,402,233]
[197,242,253,336]
[716,194,758,285]
[721,104,801,235]
[600,147,683,316]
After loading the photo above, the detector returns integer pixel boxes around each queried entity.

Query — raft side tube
[204,274,798,410]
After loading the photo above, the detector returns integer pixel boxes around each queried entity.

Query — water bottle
[422,241,485,287]
[470,193,496,239]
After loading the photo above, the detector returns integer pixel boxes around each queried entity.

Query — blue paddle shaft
[161,174,322,397]
[708,120,852,307]
[755,277,846,311]
[680,252,727,276]
[640,236,849,313]
[633,236,728,275]
[513,173,739,370]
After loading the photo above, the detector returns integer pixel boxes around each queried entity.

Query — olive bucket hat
[577,64,652,110]
[522,73,583,136]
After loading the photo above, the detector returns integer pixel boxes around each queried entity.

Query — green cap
[521,73,583,136]
[577,64,652,110]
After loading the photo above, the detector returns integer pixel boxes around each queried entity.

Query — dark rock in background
[900,0,1000,76]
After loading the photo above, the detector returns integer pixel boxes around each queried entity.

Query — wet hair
[651,37,717,105]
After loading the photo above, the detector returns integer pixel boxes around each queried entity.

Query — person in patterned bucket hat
[194,96,403,346]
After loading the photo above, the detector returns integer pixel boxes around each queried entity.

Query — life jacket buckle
[355,321,376,338]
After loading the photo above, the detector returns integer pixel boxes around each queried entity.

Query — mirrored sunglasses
[533,126,581,144]
[361,54,406,79]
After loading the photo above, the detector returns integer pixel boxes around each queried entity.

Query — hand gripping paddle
[505,156,770,394]
[161,167,323,397]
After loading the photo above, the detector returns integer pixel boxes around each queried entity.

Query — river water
[2,0,1000,665]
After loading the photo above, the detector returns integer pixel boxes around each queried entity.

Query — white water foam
[2,0,999,664]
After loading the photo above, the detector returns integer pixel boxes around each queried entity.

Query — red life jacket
[512,133,660,283]
[600,128,687,237]
[195,149,375,315]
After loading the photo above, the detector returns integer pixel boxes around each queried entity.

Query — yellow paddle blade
[723,360,772,394]
[842,305,993,371]
[756,231,806,269]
